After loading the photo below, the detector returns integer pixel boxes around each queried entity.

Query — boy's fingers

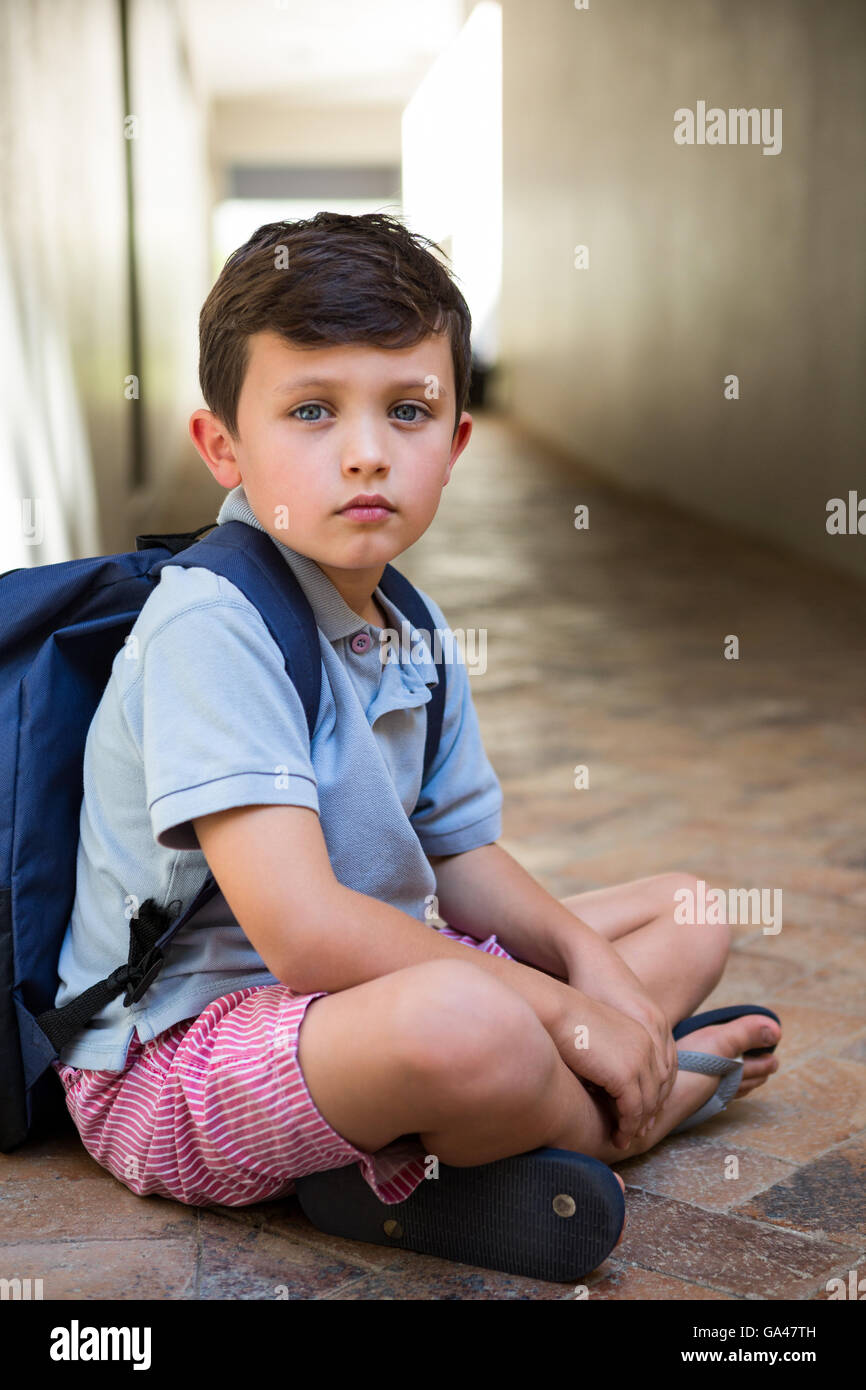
[614,1083,643,1148]
[653,1031,676,1104]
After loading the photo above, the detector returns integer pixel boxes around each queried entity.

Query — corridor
[4,410,865,1299]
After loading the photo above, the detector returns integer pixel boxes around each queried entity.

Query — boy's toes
[678,1013,781,1065]
[741,1053,779,1080]
[736,1055,779,1097]
[735,1072,774,1096]
[721,1014,782,1060]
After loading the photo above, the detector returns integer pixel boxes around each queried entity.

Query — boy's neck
[363,595,390,629]
[313,558,388,629]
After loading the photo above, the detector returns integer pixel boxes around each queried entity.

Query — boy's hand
[547,988,672,1150]
[559,933,678,1135]
[588,981,678,1138]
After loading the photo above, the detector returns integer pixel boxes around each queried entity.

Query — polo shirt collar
[214,484,439,687]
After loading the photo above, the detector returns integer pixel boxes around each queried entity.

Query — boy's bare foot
[605,1011,782,1162]
[677,1013,781,1098]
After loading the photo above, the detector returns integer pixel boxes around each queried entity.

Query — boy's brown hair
[198,211,472,441]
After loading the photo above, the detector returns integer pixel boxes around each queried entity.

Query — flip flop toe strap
[670,1051,745,1135]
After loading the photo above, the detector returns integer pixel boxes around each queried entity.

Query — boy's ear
[444,412,473,485]
[189,409,243,489]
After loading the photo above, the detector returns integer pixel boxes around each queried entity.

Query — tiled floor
[3,411,865,1299]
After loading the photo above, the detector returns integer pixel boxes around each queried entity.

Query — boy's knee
[661,870,732,982]
[700,916,732,993]
[394,959,552,1097]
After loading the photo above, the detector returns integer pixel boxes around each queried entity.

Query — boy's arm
[429,843,676,1059]
[193,803,576,1034]
[428,841,591,977]
[194,803,674,1149]
[403,590,671,1062]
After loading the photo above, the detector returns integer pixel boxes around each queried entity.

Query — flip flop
[669,1004,781,1135]
[673,1004,781,1054]
[294,1145,626,1283]
[296,1005,781,1275]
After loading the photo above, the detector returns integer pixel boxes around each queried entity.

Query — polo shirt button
[350,631,373,654]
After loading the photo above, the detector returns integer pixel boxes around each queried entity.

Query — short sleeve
[122,570,320,850]
[409,592,503,856]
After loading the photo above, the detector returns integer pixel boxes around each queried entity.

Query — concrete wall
[0,0,213,565]
[497,0,866,581]
[0,0,121,566]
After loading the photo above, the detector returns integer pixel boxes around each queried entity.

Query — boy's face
[190,329,472,598]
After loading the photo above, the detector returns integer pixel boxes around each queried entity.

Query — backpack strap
[134,521,217,556]
[36,521,447,1053]
[378,562,447,781]
[150,521,325,742]
[152,522,446,783]
[36,887,220,1052]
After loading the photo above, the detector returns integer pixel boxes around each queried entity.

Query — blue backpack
[0,519,446,1152]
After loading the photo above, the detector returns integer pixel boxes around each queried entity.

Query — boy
[52,213,780,1221]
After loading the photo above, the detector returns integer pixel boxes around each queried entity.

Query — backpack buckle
[123,949,165,1006]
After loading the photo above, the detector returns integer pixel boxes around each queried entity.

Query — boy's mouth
[337,493,396,521]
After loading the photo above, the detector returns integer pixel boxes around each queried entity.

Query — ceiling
[179,0,469,105]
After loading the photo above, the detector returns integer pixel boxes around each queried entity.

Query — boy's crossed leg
[552,871,781,1102]
[297,871,780,1180]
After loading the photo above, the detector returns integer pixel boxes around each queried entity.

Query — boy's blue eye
[289,402,430,423]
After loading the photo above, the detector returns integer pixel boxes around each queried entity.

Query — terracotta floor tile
[221,1197,393,1274]
[731,1134,866,1245]
[770,891,866,935]
[0,1177,196,1243]
[714,1001,865,1068]
[650,826,866,902]
[568,807,692,857]
[836,1030,866,1064]
[319,1256,565,1299]
[0,1238,197,1299]
[691,1058,866,1163]
[0,1132,107,1184]
[196,1211,375,1299]
[773,966,866,1019]
[813,1252,866,1300]
[826,937,866,973]
[561,837,725,888]
[497,836,582,879]
[696,950,809,1007]
[708,861,866,906]
[615,1189,853,1298]
[584,1263,737,1300]
[614,1135,796,1211]
[733,921,857,967]
[731,780,865,841]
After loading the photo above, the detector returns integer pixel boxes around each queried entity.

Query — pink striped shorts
[51,925,514,1209]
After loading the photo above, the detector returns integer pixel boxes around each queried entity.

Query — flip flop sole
[295,1145,625,1283]
[672,1004,781,1056]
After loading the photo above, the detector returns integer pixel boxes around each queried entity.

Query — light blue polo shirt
[53,483,503,1070]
